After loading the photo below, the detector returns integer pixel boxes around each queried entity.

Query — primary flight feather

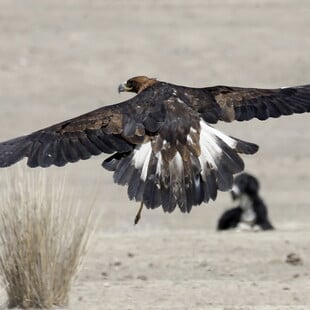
[0,76,310,216]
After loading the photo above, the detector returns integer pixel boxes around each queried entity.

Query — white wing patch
[132,142,152,181]
[200,120,237,148]
[198,120,237,173]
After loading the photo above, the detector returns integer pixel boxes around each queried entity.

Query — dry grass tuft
[0,167,95,308]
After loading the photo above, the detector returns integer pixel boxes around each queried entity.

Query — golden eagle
[0,76,309,223]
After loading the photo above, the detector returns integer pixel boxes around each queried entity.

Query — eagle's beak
[118,82,132,93]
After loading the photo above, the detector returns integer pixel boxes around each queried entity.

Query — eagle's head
[118,76,157,94]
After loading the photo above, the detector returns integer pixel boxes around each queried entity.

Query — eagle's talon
[134,202,144,225]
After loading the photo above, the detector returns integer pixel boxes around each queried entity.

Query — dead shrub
[0,167,94,308]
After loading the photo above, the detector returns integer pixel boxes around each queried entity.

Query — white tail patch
[155,152,163,177]
[170,152,183,173]
[133,121,239,184]
[132,141,184,182]
[133,142,167,181]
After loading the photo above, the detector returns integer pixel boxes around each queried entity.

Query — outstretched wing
[0,82,258,214]
[178,84,310,123]
[0,92,166,168]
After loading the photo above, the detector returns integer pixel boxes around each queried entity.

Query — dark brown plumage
[0,76,310,217]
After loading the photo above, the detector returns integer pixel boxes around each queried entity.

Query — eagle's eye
[125,79,140,93]
[126,80,134,88]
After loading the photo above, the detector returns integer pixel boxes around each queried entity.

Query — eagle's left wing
[178,84,310,123]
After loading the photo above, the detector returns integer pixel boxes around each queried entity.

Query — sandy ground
[0,0,310,309]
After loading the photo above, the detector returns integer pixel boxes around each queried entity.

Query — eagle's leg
[134,201,144,225]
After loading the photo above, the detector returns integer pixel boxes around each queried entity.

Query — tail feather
[166,161,179,213]
[167,153,189,213]
[143,154,161,209]
[102,124,258,213]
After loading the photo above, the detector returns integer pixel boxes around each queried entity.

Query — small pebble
[101,271,108,277]
[286,253,303,266]
[114,261,122,267]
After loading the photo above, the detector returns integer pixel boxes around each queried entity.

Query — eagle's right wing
[0,92,165,168]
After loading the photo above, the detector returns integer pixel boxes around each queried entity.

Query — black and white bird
[0,76,310,223]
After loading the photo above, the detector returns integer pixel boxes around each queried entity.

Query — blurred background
[0,1,310,230]
[0,1,310,307]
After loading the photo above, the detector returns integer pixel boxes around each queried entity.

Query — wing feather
[203,84,310,122]
[175,83,310,123]
[0,93,164,167]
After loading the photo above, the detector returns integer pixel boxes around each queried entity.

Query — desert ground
[0,0,310,309]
